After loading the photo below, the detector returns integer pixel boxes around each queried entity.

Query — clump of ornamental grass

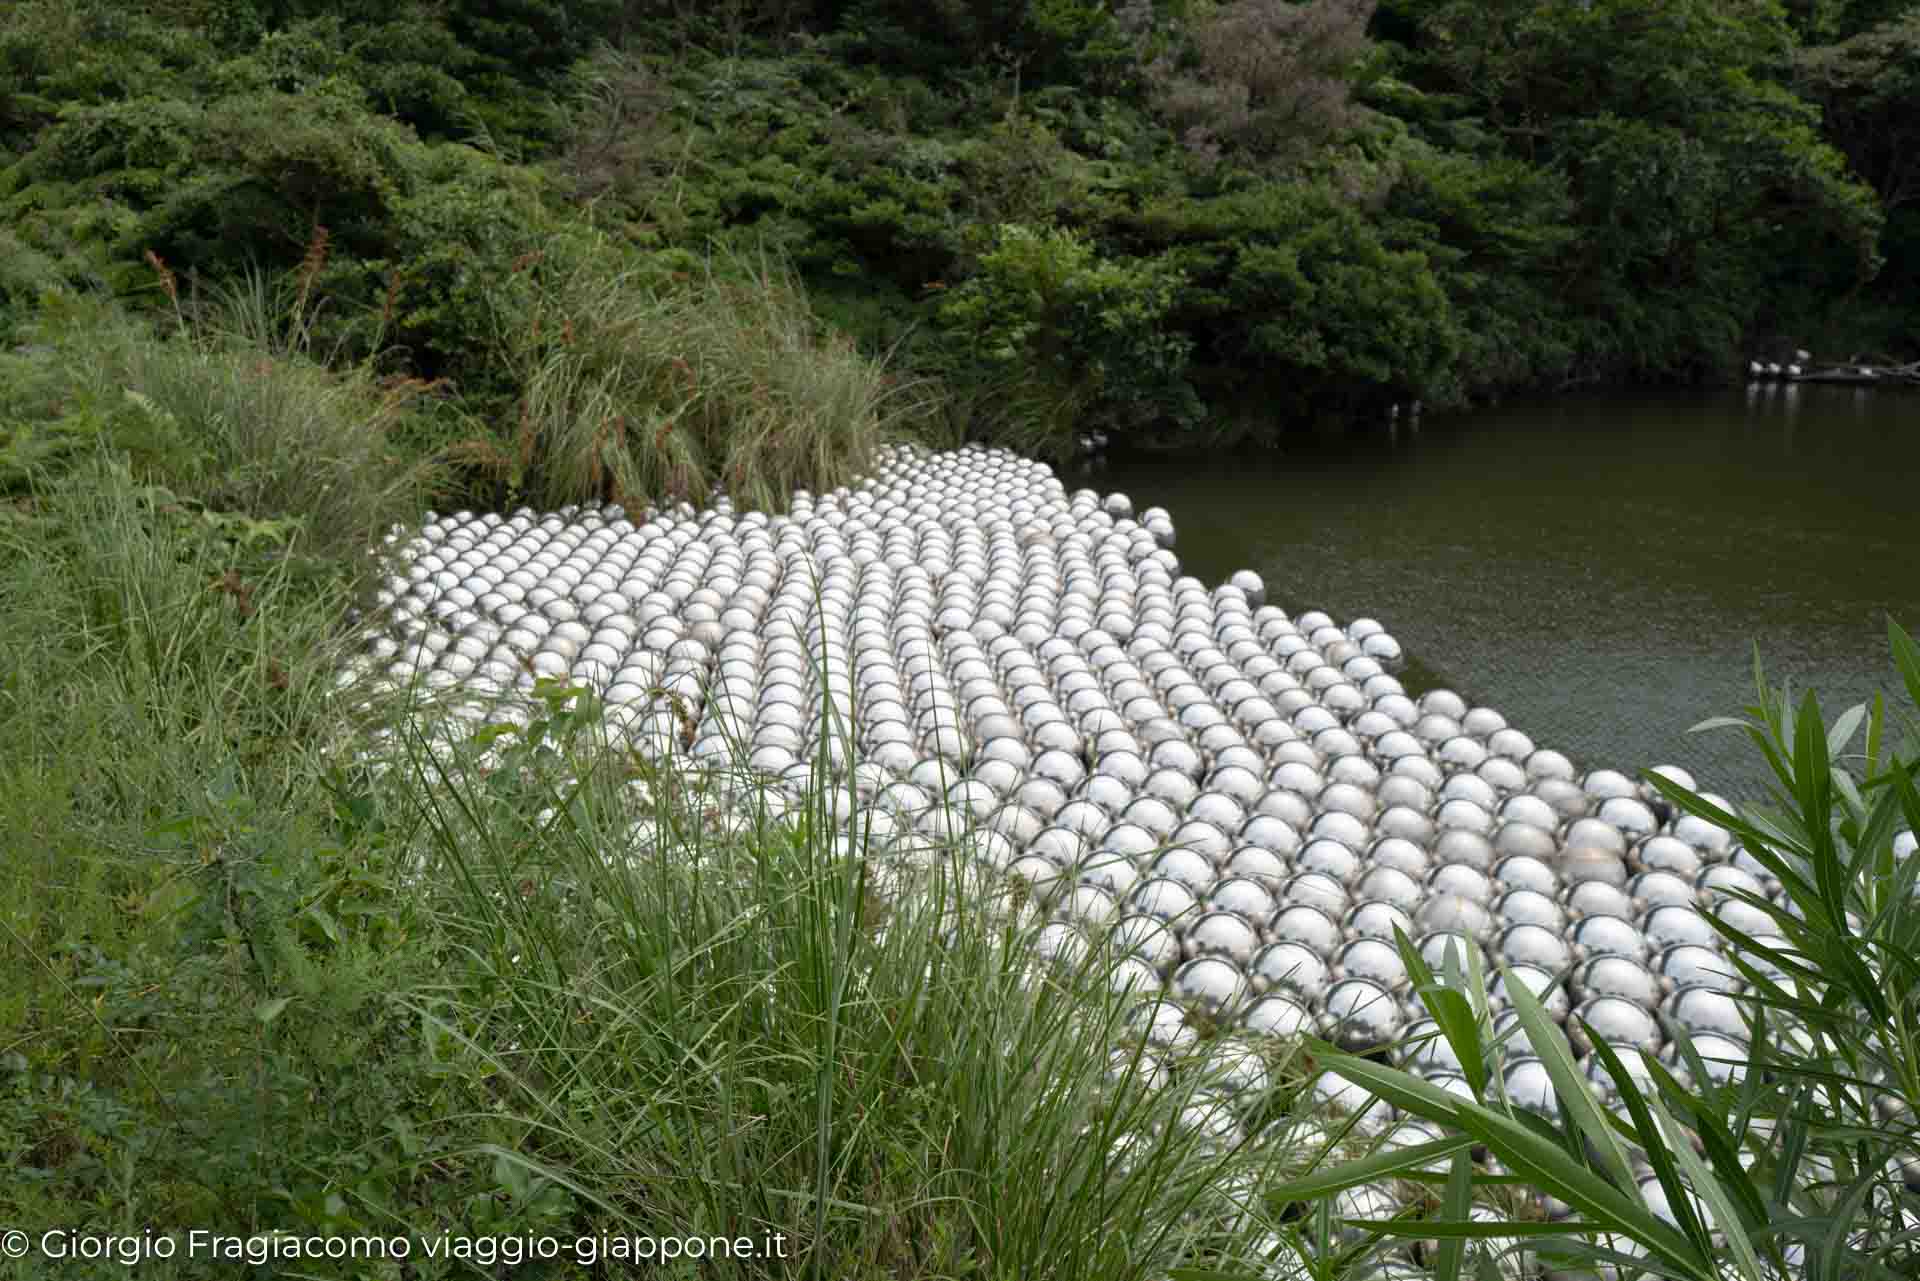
[1255,620,1920,1281]
[349,645,1397,1279]
[17,247,445,566]
[481,234,936,514]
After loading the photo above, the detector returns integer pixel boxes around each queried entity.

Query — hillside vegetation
[3,0,1917,483]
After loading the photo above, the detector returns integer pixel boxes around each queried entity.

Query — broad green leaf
[1458,928,1491,1024]
[305,903,341,944]
[1421,986,1488,1098]
[1866,691,1886,776]
[1315,1049,1472,1124]
[1790,688,1843,912]
[1641,771,1808,875]
[1689,715,1755,734]
[1770,1108,1810,1210]
[1264,1133,1473,1202]
[1893,752,1920,861]
[1854,769,1910,919]
[1635,1044,1764,1238]
[1891,618,1920,717]
[1398,924,1436,988]
[1584,1037,1708,1253]
[1400,924,1488,1095]
[1424,1093,1703,1266]
[1833,767,1867,827]
[1827,701,1867,759]
[255,996,292,1025]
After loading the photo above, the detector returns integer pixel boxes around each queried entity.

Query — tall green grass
[353,672,1335,1278]
[0,457,450,1274]
[1,458,1340,1279]
[10,281,444,565]
[474,235,937,514]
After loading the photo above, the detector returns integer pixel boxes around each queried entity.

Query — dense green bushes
[1,0,1914,472]
[1115,182,1457,429]
[937,222,1198,451]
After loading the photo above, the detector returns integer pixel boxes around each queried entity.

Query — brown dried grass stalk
[378,269,403,338]
[294,224,331,332]
[144,250,178,305]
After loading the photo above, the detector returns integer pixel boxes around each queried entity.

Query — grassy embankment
[6,243,1920,1280]
[0,259,1344,1280]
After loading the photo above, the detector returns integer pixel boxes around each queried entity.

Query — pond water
[1069,383,1920,802]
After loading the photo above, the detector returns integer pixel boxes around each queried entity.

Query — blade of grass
[1398,925,1488,1097]
[1648,1092,1766,1281]
[1434,1146,1476,1281]
[1506,968,1638,1194]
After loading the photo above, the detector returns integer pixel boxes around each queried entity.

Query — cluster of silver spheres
[335,443,1901,1279]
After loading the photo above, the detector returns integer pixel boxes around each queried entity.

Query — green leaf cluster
[938,222,1198,455]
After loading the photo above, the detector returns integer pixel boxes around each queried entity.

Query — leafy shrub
[214,14,476,140]
[1118,183,1458,430]
[3,77,579,408]
[220,0,619,143]
[951,115,1098,231]
[834,0,1123,88]
[938,221,1197,456]
[3,80,408,294]
[0,1,224,152]
[1382,140,1582,397]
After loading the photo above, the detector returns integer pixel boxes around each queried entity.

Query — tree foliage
[1796,13,1920,215]
[938,222,1198,452]
[1145,0,1379,169]
[0,0,1913,461]
[1378,0,1884,378]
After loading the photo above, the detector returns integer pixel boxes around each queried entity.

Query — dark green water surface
[1068,384,1919,801]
